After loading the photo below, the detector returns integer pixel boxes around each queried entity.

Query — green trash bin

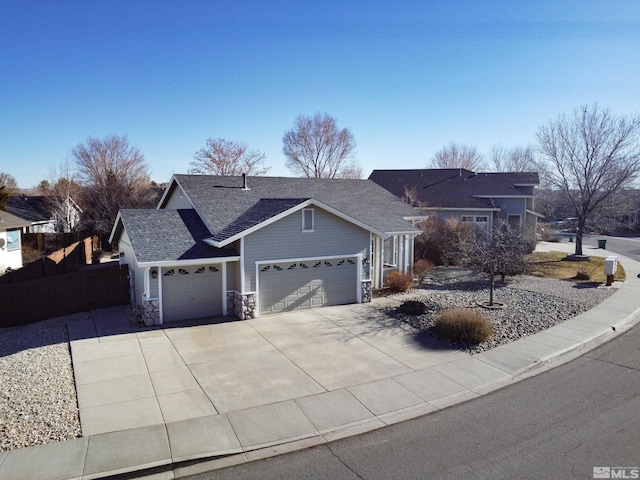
[598,239,607,249]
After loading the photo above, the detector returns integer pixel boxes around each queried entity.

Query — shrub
[412,259,434,285]
[399,300,428,315]
[433,308,493,345]
[386,271,413,292]
[414,217,475,266]
[575,270,590,281]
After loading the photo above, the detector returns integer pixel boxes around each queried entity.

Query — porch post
[221,262,227,316]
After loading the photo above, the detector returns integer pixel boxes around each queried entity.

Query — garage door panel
[162,266,222,322]
[259,259,357,314]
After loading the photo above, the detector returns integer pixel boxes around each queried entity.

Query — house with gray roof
[5,195,82,233]
[369,169,541,232]
[109,174,424,324]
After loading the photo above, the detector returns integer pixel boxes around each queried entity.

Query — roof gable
[165,175,422,242]
[207,198,390,247]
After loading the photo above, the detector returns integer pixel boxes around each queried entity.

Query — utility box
[604,256,618,276]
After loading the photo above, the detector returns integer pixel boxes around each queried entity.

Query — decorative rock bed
[388,267,617,353]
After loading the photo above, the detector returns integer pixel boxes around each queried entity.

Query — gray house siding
[164,186,194,209]
[494,198,527,218]
[242,207,370,292]
[227,256,240,292]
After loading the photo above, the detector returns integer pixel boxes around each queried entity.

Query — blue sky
[1,1,639,188]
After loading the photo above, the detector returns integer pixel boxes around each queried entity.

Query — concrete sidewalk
[1,241,638,480]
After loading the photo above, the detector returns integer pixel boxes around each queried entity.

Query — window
[461,215,489,225]
[302,208,314,232]
[6,230,19,251]
[384,237,398,266]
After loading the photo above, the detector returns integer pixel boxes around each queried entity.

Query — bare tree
[490,145,537,172]
[337,164,363,179]
[0,172,18,210]
[459,221,528,306]
[73,134,155,235]
[190,138,270,176]
[537,104,640,256]
[283,112,359,178]
[43,160,83,232]
[429,143,486,171]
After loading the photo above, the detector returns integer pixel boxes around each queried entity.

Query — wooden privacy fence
[0,237,94,284]
[21,232,94,252]
[0,264,130,327]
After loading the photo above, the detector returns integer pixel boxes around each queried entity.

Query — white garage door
[162,265,222,322]
[259,258,358,314]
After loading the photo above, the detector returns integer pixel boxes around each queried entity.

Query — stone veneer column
[361,280,372,303]
[142,298,160,326]
[233,292,256,320]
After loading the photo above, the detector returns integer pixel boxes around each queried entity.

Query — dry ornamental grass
[433,308,494,345]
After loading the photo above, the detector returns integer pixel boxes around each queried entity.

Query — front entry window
[383,237,398,266]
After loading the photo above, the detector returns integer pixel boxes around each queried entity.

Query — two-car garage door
[162,265,222,322]
[259,258,357,314]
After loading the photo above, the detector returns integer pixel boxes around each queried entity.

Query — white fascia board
[137,256,241,268]
[513,183,539,187]
[207,199,388,248]
[108,211,123,245]
[386,230,422,237]
[403,215,428,221]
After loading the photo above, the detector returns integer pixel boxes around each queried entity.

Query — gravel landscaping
[389,267,617,353]
[0,314,85,452]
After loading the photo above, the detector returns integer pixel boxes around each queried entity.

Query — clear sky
[1,1,639,188]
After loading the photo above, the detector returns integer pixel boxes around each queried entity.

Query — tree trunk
[489,273,495,306]
[575,220,586,256]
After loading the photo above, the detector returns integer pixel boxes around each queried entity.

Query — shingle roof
[117,209,238,264]
[0,210,32,230]
[5,196,52,223]
[369,169,539,210]
[167,175,422,243]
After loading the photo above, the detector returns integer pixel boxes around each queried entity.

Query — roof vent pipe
[242,173,249,190]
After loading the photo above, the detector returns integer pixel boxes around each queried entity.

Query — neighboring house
[109,174,424,324]
[5,195,82,233]
[369,169,541,232]
[0,210,30,273]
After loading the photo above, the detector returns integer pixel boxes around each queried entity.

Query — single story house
[5,195,82,233]
[0,210,30,273]
[369,169,541,232]
[109,174,424,324]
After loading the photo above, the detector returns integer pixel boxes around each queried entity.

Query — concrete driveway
[70,298,470,437]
